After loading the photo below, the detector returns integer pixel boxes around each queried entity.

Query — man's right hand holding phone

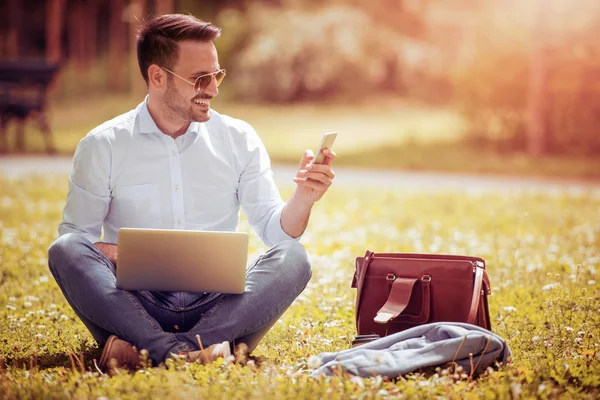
[292,132,337,204]
[280,132,337,239]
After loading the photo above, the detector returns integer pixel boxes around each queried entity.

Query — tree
[67,0,86,69]
[526,0,549,156]
[108,0,127,92]
[129,0,147,95]
[155,0,174,15]
[7,0,21,60]
[46,0,66,64]
[84,0,100,67]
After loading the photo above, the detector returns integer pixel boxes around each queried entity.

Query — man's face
[163,40,220,123]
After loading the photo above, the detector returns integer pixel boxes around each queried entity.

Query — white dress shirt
[59,98,297,247]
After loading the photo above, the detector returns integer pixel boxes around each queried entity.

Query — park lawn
[6,94,600,180]
[8,94,464,157]
[0,175,599,399]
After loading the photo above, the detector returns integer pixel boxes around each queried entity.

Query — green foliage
[216,4,425,102]
[1,175,599,398]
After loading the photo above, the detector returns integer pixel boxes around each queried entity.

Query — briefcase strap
[467,263,484,324]
[374,275,432,324]
[353,250,373,324]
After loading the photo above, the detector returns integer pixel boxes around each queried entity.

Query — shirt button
[178,219,182,225]
[171,150,176,156]
[175,185,179,191]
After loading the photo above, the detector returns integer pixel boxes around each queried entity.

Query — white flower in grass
[6,305,16,311]
[23,296,39,302]
[60,314,69,320]
[349,375,364,387]
[565,326,574,332]
[49,304,57,309]
[532,336,541,342]
[588,280,596,285]
[504,306,517,313]
[542,283,560,291]
[526,264,541,272]
[39,276,49,283]
[307,355,323,369]
[35,334,44,339]
[23,302,32,308]
[8,297,16,302]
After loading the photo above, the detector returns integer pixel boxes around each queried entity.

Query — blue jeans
[47,233,312,364]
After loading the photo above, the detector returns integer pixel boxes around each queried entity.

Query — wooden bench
[0,61,60,153]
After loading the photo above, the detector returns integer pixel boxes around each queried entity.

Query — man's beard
[164,81,202,123]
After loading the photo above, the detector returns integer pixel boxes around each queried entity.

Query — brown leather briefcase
[351,250,492,337]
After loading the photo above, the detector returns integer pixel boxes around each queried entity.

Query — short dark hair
[136,14,221,84]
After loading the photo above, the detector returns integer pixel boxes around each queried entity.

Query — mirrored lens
[194,75,211,92]
[194,70,226,92]
[215,69,226,86]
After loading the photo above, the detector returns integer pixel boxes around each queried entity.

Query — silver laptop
[116,228,248,294]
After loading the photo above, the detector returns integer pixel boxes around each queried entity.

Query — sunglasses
[162,67,226,92]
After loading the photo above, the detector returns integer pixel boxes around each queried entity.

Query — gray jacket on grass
[310,322,511,378]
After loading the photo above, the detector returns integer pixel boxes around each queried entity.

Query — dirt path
[1,155,598,193]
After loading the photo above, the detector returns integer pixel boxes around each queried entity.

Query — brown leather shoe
[99,335,140,372]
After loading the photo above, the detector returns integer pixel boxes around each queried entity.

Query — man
[47,13,336,370]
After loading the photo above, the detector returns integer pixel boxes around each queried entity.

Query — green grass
[0,175,599,398]
[6,94,600,180]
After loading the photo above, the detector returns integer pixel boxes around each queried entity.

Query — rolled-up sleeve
[237,129,299,247]
[58,134,111,244]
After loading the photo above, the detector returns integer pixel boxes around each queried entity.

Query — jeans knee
[276,240,312,285]
[48,233,88,274]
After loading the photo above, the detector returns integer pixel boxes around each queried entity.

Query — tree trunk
[108,0,127,92]
[68,0,87,70]
[155,0,175,15]
[7,0,21,60]
[526,0,549,156]
[129,0,148,95]
[83,0,100,67]
[46,0,65,64]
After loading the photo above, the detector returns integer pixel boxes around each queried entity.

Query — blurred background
[0,0,599,178]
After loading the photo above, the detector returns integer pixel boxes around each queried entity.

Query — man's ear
[147,65,166,91]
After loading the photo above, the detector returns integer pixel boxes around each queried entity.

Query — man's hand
[280,148,336,238]
[94,242,118,267]
[292,148,336,204]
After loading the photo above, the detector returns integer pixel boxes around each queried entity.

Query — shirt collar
[138,95,201,139]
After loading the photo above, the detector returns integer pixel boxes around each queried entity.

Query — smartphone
[312,132,337,164]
